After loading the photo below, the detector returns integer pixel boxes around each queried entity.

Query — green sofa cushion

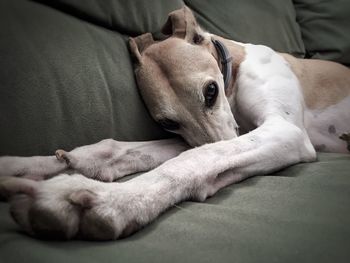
[185,0,306,57]
[0,0,169,156]
[1,153,349,263]
[35,0,306,56]
[293,0,350,65]
[34,0,184,35]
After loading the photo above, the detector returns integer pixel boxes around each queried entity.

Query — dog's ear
[161,6,201,41]
[129,33,155,64]
[68,189,98,209]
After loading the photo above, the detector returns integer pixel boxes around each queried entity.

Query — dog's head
[129,7,238,147]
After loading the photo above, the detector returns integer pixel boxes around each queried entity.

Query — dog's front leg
[0,156,67,180]
[92,118,317,239]
[0,138,189,182]
[54,138,189,181]
[132,116,317,204]
[107,117,317,238]
[3,117,317,240]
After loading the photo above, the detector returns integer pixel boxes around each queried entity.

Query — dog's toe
[55,149,71,165]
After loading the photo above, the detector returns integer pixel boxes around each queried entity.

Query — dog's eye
[204,82,218,107]
[158,118,180,131]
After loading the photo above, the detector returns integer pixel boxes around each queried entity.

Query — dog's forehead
[148,38,198,62]
[138,38,220,92]
[142,37,218,80]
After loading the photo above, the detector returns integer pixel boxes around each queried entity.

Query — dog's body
[280,52,350,152]
[0,7,349,240]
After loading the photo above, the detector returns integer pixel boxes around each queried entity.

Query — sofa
[0,0,349,262]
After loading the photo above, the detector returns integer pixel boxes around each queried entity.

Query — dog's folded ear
[129,33,155,64]
[161,6,201,41]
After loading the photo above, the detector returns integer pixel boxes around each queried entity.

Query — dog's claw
[55,149,70,165]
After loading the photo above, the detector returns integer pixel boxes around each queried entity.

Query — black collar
[211,38,233,91]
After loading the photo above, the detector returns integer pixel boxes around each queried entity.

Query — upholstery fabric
[185,0,306,57]
[0,0,170,156]
[34,0,185,35]
[293,0,350,65]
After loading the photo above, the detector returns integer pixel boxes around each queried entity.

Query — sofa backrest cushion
[293,0,350,66]
[0,0,170,156]
[35,0,306,56]
[34,0,185,35]
[185,0,306,57]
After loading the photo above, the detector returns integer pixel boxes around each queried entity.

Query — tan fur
[133,33,238,145]
[129,33,156,64]
[162,6,200,41]
[281,53,350,109]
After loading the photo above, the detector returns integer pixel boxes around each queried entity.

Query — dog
[0,6,349,240]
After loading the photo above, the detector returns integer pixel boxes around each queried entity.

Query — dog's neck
[210,34,246,108]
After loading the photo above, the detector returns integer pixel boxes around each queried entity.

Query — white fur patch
[305,96,350,152]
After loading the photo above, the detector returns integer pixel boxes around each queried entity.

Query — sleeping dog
[0,6,349,240]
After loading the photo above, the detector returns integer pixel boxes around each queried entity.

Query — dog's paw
[6,174,145,240]
[3,174,84,238]
[0,177,36,201]
[55,139,148,182]
[54,143,116,182]
[55,149,71,165]
[0,156,67,180]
